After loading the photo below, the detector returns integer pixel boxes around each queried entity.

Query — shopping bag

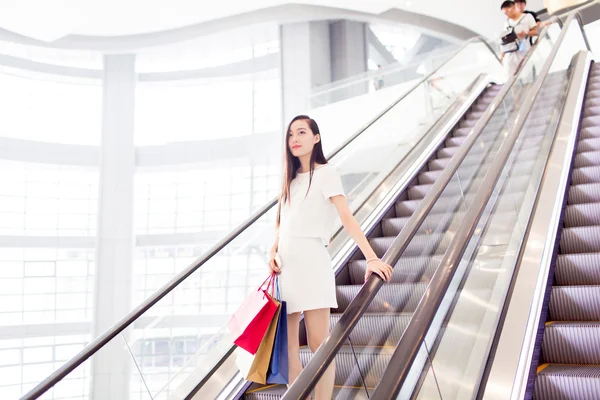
[247,299,281,384]
[228,274,278,354]
[267,277,289,384]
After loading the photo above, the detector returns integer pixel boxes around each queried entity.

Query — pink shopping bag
[228,274,278,355]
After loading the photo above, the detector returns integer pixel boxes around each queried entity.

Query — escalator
[243,83,504,400]
[246,75,566,400]
[534,63,600,399]
[276,12,590,400]
[21,9,585,400]
[20,37,508,400]
[20,12,574,400]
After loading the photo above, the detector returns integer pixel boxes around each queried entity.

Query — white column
[330,20,368,101]
[280,21,331,122]
[92,54,136,400]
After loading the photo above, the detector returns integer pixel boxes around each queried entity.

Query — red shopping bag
[228,274,278,355]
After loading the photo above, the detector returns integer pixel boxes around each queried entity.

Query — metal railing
[21,32,503,400]
[369,12,577,400]
[280,19,557,400]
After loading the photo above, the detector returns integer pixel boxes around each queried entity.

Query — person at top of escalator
[268,115,393,399]
[515,0,553,44]
[499,0,539,76]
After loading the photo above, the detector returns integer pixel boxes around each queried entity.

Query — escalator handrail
[370,13,578,400]
[279,18,558,400]
[536,0,599,19]
[20,35,503,400]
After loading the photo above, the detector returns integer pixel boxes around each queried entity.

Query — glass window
[0,161,98,236]
[0,66,102,145]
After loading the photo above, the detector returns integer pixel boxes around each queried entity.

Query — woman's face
[288,120,320,158]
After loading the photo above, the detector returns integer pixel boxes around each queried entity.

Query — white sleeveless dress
[277,164,346,314]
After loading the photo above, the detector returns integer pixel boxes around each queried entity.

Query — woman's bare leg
[304,308,334,400]
[287,312,303,386]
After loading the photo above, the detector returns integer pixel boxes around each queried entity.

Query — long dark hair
[276,115,327,227]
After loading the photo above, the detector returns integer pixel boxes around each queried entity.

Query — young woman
[268,115,393,399]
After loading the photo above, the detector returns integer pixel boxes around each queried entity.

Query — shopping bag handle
[258,273,277,298]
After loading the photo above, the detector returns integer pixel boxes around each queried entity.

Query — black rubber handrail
[369,13,577,400]
[280,19,557,400]
[20,35,501,400]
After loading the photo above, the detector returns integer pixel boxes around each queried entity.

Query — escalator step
[542,322,600,364]
[245,384,372,399]
[446,136,466,147]
[549,286,600,320]
[418,170,444,185]
[564,203,600,227]
[582,116,600,128]
[437,146,457,158]
[567,183,600,204]
[556,253,600,286]
[560,226,600,253]
[580,126,600,139]
[586,98,600,108]
[369,233,451,258]
[334,283,426,313]
[454,127,473,137]
[298,346,396,388]
[577,139,600,154]
[329,313,412,346]
[395,199,420,217]
[584,106,600,118]
[572,166,600,185]
[381,214,459,237]
[535,364,600,400]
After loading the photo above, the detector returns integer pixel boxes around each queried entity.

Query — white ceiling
[1,0,544,42]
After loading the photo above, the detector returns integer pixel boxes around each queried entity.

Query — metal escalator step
[542,322,600,364]
[369,233,451,258]
[577,139,600,154]
[334,283,426,313]
[459,119,478,129]
[244,384,372,399]
[381,212,460,237]
[466,112,484,121]
[560,226,600,254]
[556,253,600,285]
[574,152,600,169]
[473,103,492,112]
[587,85,600,93]
[580,126,600,139]
[298,346,396,387]
[428,156,452,170]
[567,183,600,204]
[535,364,600,400]
[584,106,600,118]
[446,136,466,147]
[587,90,600,100]
[582,116,600,129]
[454,127,473,137]
[348,256,443,285]
[329,313,412,346]
[585,98,600,109]
[437,146,458,158]
[550,286,600,320]
[564,203,600,227]
[407,184,433,200]
[395,200,420,217]
[418,170,443,185]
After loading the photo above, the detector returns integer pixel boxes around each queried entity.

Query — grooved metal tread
[535,64,600,400]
